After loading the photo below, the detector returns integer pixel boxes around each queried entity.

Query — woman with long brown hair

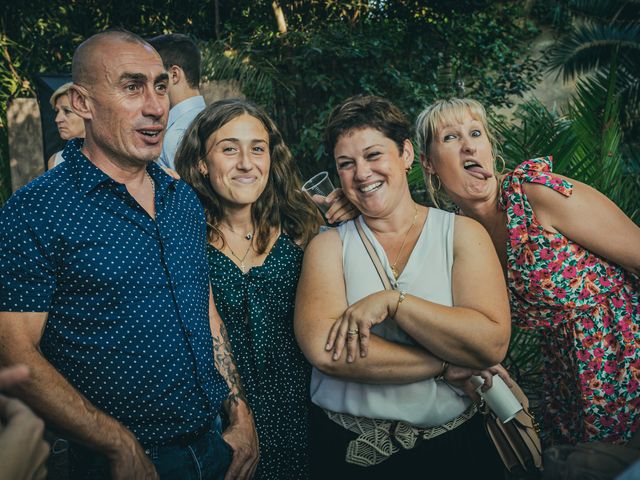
[175,98,353,479]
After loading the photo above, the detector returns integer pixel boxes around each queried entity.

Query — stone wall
[7,98,44,192]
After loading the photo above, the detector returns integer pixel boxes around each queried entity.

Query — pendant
[391,265,399,280]
[240,262,246,273]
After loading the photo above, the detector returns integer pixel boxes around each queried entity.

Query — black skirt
[309,403,506,480]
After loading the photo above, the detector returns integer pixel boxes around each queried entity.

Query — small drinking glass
[301,171,336,216]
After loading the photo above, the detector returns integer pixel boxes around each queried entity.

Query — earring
[495,154,506,175]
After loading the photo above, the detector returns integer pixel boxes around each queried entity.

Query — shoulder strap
[354,218,393,291]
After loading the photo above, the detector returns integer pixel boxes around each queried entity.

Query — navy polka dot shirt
[0,139,229,446]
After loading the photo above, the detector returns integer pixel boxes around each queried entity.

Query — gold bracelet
[392,290,407,318]
[434,361,449,382]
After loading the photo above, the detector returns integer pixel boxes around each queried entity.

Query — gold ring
[347,328,359,336]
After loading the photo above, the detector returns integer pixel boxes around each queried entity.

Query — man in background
[148,33,206,169]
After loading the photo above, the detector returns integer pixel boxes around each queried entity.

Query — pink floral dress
[499,156,640,446]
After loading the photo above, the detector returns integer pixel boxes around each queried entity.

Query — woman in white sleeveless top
[295,96,511,478]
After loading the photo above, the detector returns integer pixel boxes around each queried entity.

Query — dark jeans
[68,418,232,480]
[310,403,506,480]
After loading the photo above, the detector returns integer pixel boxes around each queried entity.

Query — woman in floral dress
[416,98,640,446]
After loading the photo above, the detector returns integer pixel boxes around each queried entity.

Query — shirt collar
[66,139,113,195]
[167,95,206,129]
[147,161,178,197]
[66,138,178,196]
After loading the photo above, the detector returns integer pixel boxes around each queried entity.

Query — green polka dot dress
[208,233,311,479]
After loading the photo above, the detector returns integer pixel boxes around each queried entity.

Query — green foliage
[546,0,640,133]
[495,67,639,222]
[0,0,542,203]
[204,0,541,177]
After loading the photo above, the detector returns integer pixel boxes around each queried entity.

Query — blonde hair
[415,98,498,206]
[49,82,73,109]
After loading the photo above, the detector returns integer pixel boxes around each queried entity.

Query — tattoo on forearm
[212,321,248,409]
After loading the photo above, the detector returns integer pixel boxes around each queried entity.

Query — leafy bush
[201,0,541,177]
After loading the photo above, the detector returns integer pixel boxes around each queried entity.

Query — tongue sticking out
[466,165,493,180]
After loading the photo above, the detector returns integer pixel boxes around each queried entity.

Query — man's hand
[106,430,158,480]
[222,398,259,480]
[0,394,50,480]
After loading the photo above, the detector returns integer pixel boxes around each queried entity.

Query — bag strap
[354,218,393,291]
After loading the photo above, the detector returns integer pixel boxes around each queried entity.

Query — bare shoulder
[453,215,492,245]
[522,174,606,225]
[520,170,592,205]
[522,177,567,201]
[305,227,342,259]
[452,214,499,266]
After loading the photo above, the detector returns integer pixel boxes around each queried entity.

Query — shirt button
[185,329,193,337]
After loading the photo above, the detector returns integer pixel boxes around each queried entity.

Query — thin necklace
[205,221,253,240]
[145,171,155,197]
[390,203,418,280]
[145,171,156,220]
[206,222,255,272]
[226,225,254,241]
[227,240,253,274]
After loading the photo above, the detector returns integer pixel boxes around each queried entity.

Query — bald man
[0,30,258,480]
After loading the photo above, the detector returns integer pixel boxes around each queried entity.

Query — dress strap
[504,156,573,199]
[499,156,573,249]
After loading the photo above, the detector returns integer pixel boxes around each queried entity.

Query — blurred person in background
[0,364,49,480]
[47,82,85,169]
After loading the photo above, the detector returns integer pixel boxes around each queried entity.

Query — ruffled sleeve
[499,156,573,249]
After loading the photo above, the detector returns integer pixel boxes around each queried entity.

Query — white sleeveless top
[53,150,65,167]
[310,208,471,427]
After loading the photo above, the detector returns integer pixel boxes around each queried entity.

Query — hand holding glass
[302,171,336,216]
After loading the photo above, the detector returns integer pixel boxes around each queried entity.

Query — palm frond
[561,69,640,222]
[547,23,640,81]
[199,40,293,108]
[493,100,574,169]
[568,0,640,23]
